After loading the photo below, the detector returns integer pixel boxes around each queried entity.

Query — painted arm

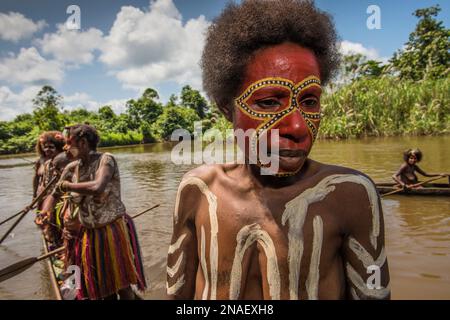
[343,180,390,300]
[166,178,200,299]
[63,155,114,196]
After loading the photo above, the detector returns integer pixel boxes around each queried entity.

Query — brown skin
[33,142,58,198]
[167,43,390,300]
[42,135,139,300]
[392,156,445,189]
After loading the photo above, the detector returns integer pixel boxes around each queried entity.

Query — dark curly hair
[201,0,340,117]
[403,148,423,162]
[64,124,100,151]
[35,131,65,156]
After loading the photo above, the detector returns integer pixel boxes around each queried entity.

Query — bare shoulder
[63,159,79,173]
[175,164,232,223]
[312,160,378,200]
[181,163,240,187]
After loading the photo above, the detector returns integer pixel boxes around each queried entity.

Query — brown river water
[0,135,449,299]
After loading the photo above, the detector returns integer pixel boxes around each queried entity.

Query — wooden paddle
[381,175,447,197]
[0,246,65,283]
[0,176,59,245]
[0,204,160,283]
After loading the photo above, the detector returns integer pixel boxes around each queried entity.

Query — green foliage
[152,106,200,140]
[319,77,450,139]
[390,5,449,80]
[126,88,163,130]
[1,4,449,156]
[32,85,67,131]
[180,85,209,118]
[99,131,143,147]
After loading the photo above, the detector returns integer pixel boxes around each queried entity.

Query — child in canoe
[392,148,446,189]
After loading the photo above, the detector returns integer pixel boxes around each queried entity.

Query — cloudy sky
[0,0,448,120]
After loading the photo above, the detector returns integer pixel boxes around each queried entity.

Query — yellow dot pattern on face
[234,76,322,176]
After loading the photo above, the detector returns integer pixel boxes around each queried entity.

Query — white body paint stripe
[306,215,323,300]
[174,176,219,300]
[200,226,210,300]
[168,233,187,255]
[346,263,390,299]
[167,274,185,295]
[282,174,381,299]
[348,237,386,268]
[350,287,360,300]
[167,252,184,278]
[230,224,281,300]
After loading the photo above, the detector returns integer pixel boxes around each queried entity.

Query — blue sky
[0,0,448,120]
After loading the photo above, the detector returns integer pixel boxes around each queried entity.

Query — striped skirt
[74,214,146,300]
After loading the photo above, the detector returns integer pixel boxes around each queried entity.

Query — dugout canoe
[376,183,450,196]
[41,234,63,300]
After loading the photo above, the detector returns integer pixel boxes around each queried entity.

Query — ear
[218,104,233,122]
[80,137,89,150]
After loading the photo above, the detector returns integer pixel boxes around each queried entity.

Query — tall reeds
[319,77,450,139]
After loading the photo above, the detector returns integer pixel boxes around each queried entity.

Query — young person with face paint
[32,131,65,204]
[167,0,390,300]
[392,149,446,189]
[41,124,146,300]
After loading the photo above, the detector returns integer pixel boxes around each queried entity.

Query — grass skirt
[74,214,146,299]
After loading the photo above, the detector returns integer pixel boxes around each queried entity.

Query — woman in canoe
[42,124,146,300]
[392,148,446,189]
[33,131,65,206]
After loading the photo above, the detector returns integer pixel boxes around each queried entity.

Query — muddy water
[0,136,449,299]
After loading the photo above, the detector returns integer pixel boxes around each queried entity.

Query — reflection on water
[0,136,449,299]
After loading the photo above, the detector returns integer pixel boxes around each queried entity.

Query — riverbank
[1,77,448,155]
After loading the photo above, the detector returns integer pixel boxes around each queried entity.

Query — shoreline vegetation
[0,5,449,155]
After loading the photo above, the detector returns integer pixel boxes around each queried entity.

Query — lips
[270,149,307,157]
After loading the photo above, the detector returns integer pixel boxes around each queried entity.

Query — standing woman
[50,124,146,300]
[33,131,65,204]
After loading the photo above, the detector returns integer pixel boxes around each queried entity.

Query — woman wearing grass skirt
[48,124,146,300]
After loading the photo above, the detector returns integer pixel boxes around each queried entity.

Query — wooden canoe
[41,235,63,300]
[376,183,450,196]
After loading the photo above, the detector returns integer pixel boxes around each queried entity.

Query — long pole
[381,175,446,197]
[0,176,58,244]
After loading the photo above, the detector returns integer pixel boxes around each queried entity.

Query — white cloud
[36,24,104,65]
[64,92,128,115]
[339,40,381,61]
[0,85,41,120]
[0,47,64,85]
[99,0,210,90]
[0,12,46,42]
[0,87,129,121]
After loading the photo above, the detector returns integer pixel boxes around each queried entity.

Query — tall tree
[32,85,66,131]
[126,88,163,130]
[180,85,208,119]
[390,5,449,80]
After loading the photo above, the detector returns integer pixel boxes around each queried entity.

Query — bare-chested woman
[392,148,445,189]
[32,131,65,203]
[166,0,390,300]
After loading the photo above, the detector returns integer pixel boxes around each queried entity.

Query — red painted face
[233,43,322,176]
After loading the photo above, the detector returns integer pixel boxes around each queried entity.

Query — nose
[276,109,309,143]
